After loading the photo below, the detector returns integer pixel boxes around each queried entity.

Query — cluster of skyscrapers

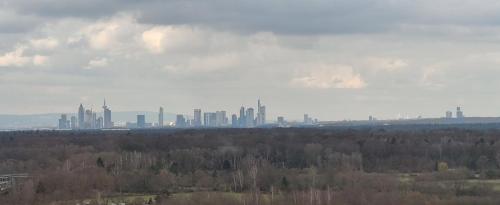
[174,99,267,128]
[58,98,321,129]
[58,100,113,129]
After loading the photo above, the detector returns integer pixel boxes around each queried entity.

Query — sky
[2,0,500,121]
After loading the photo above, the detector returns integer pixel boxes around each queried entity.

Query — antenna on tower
[103,98,108,109]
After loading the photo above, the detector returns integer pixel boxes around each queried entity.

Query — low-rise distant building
[456,107,464,119]
[58,114,70,129]
[277,116,286,127]
[445,111,453,119]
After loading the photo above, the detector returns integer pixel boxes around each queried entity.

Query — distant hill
[0,111,178,129]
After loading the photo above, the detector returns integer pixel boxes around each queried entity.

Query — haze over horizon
[2,0,500,120]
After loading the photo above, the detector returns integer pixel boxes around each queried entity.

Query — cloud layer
[2,1,500,120]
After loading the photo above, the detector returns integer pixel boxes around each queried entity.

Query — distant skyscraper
[137,115,146,128]
[78,104,84,129]
[231,114,238,127]
[456,107,464,119]
[70,116,77,129]
[103,99,112,128]
[239,106,246,127]
[209,113,216,127]
[204,112,217,127]
[256,99,266,126]
[246,108,255,127]
[194,109,202,127]
[445,111,453,119]
[215,111,227,127]
[159,107,164,127]
[175,115,186,127]
[260,106,266,125]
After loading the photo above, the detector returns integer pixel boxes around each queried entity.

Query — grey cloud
[8,0,500,35]
[4,1,500,120]
[5,0,129,19]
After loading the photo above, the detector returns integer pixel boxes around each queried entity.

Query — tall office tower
[159,107,164,127]
[304,114,311,124]
[209,113,217,127]
[231,114,238,127]
[246,108,255,127]
[137,115,146,128]
[255,99,267,126]
[215,111,227,127]
[70,116,77,129]
[102,100,112,128]
[193,109,202,127]
[78,104,84,129]
[445,111,453,119]
[204,112,217,127]
[175,115,186,127]
[239,106,246,127]
[456,107,464,119]
[260,106,266,125]
[58,114,68,129]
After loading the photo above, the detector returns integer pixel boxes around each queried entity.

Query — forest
[2,125,500,205]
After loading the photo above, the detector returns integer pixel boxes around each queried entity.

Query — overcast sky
[2,0,500,121]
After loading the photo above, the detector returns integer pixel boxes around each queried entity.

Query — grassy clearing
[466,179,500,191]
[103,194,156,204]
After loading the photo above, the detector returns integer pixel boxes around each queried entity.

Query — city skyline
[60,99,289,129]
[56,96,479,130]
[53,98,479,122]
